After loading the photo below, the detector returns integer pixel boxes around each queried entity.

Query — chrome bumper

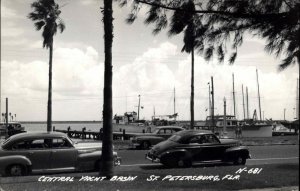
[114,157,122,166]
[145,154,160,163]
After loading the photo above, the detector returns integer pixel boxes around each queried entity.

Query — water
[22,122,152,133]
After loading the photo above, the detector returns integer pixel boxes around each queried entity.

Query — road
[0,145,298,191]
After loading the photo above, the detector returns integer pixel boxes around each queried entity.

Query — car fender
[223,146,250,161]
[0,155,32,175]
[76,151,120,170]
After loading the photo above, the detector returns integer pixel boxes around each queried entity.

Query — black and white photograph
[0,0,299,190]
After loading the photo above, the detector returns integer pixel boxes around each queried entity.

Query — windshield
[169,135,182,142]
[153,128,160,134]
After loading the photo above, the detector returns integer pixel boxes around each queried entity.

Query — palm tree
[99,0,114,177]
[168,0,196,129]
[28,0,65,132]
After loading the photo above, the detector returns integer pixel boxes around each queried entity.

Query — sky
[0,0,299,122]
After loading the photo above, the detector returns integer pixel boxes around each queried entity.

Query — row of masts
[148,69,298,122]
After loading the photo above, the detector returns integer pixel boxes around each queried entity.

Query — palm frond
[34,21,45,31]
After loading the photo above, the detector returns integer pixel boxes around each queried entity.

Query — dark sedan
[146,130,251,167]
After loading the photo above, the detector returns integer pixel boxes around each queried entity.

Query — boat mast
[173,87,176,121]
[138,95,141,120]
[246,86,249,119]
[232,73,236,118]
[242,84,245,120]
[211,76,215,131]
[256,69,262,121]
[208,82,211,118]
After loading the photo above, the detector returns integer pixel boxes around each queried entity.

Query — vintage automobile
[131,126,184,149]
[146,130,251,167]
[0,132,121,176]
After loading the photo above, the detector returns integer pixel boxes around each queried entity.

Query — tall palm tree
[168,0,196,129]
[28,0,65,132]
[99,0,114,177]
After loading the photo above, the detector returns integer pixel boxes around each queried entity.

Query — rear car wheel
[6,164,27,176]
[233,156,246,165]
[141,141,150,149]
[94,160,101,171]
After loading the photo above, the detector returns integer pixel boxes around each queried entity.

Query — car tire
[94,160,101,171]
[141,141,150,149]
[6,164,27,176]
[177,158,192,168]
[233,156,246,165]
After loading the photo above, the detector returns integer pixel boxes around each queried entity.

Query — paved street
[0,145,298,191]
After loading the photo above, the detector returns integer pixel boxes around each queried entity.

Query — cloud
[1,46,105,120]
[1,41,297,121]
[1,5,22,19]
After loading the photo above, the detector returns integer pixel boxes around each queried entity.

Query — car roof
[9,131,67,139]
[1,132,68,149]
[175,130,213,137]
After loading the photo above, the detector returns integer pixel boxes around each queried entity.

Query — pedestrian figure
[235,126,238,138]
[67,126,71,137]
[238,126,243,138]
[82,127,86,139]
[7,125,13,137]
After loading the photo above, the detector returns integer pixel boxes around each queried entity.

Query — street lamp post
[223,97,227,137]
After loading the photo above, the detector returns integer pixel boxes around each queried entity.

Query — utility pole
[208,82,211,117]
[246,87,249,119]
[256,69,262,121]
[223,97,227,136]
[284,108,286,121]
[242,84,245,120]
[232,73,236,117]
[137,95,141,120]
[211,76,215,131]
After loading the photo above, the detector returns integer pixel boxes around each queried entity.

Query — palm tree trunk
[99,0,114,178]
[190,47,194,129]
[47,42,53,132]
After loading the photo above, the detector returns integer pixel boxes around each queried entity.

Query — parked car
[131,126,184,149]
[146,130,251,167]
[0,132,121,176]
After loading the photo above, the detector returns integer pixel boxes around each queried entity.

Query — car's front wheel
[233,156,246,165]
[6,164,27,176]
[177,158,192,168]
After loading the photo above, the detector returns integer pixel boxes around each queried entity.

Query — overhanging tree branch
[135,0,290,19]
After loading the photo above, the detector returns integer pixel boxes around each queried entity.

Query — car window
[11,141,30,150]
[164,129,172,134]
[172,128,182,133]
[204,134,220,144]
[189,136,201,144]
[189,135,207,144]
[158,129,172,134]
[52,138,72,149]
[29,139,48,149]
